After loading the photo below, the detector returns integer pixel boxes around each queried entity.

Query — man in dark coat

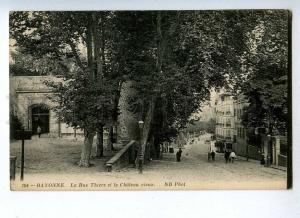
[176,148,182,162]
[224,149,230,163]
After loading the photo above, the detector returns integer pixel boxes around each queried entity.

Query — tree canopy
[10,10,290,165]
[235,10,289,135]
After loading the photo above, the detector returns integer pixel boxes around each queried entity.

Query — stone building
[10,76,135,141]
[215,92,235,142]
[211,91,286,166]
[10,76,82,137]
[232,96,251,156]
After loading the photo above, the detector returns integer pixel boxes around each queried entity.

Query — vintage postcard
[9,10,291,191]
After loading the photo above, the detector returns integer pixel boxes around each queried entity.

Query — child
[229,150,236,163]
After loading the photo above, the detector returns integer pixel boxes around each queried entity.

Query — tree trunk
[137,97,156,162]
[95,125,104,158]
[78,129,95,167]
[136,12,163,162]
[107,125,115,151]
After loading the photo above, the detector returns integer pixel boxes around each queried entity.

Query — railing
[105,140,137,172]
[278,154,287,167]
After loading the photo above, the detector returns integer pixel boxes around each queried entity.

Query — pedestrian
[211,147,216,161]
[208,150,211,161]
[176,148,182,162]
[208,138,216,161]
[229,150,236,163]
[260,155,266,165]
[207,141,211,161]
[37,125,42,138]
[224,149,230,163]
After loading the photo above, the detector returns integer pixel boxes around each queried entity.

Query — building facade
[232,96,251,156]
[215,93,235,142]
[10,76,133,141]
[211,91,286,166]
[10,76,82,137]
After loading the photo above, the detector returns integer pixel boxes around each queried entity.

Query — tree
[114,11,236,160]
[10,10,288,167]
[10,112,24,139]
[9,47,69,76]
[10,11,119,167]
[231,10,289,135]
[117,10,289,160]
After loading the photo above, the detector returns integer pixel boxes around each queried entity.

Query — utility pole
[15,128,32,181]
[20,129,25,181]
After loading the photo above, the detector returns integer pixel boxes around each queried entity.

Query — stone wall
[10,76,83,137]
[10,76,142,140]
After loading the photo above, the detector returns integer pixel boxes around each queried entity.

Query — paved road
[139,134,287,189]
[10,134,287,190]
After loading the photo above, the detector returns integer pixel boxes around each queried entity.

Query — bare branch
[80,33,86,44]
[68,40,86,71]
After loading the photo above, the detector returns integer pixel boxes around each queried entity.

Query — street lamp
[138,120,144,174]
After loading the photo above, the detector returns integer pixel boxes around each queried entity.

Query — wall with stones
[10,76,83,137]
[10,76,138,139]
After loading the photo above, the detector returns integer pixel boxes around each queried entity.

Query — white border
[1,1,300,218]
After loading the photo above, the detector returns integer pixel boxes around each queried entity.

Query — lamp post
[266,134,271,167]
[138,120,144,174]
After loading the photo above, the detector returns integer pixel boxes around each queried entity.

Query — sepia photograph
[9,10,291,190]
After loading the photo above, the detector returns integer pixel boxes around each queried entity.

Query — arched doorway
[30,104,50,134]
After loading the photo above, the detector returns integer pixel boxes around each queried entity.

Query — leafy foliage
[235,10,289,135]
[10,10,289,146]
[10,12,121,132]
[185,119,216,134]
[10,49,68,76]
[113,12,229,143]
[10,112,24,139]
[47,73,115,131]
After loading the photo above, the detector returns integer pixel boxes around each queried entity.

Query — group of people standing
[208,136,236,163]
[174,134,237,163]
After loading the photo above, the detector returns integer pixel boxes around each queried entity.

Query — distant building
[212,91,286,166]
[233,95,250,155]
[215,93,235,142]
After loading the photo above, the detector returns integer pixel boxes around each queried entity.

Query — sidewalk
[215,152,287,171]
